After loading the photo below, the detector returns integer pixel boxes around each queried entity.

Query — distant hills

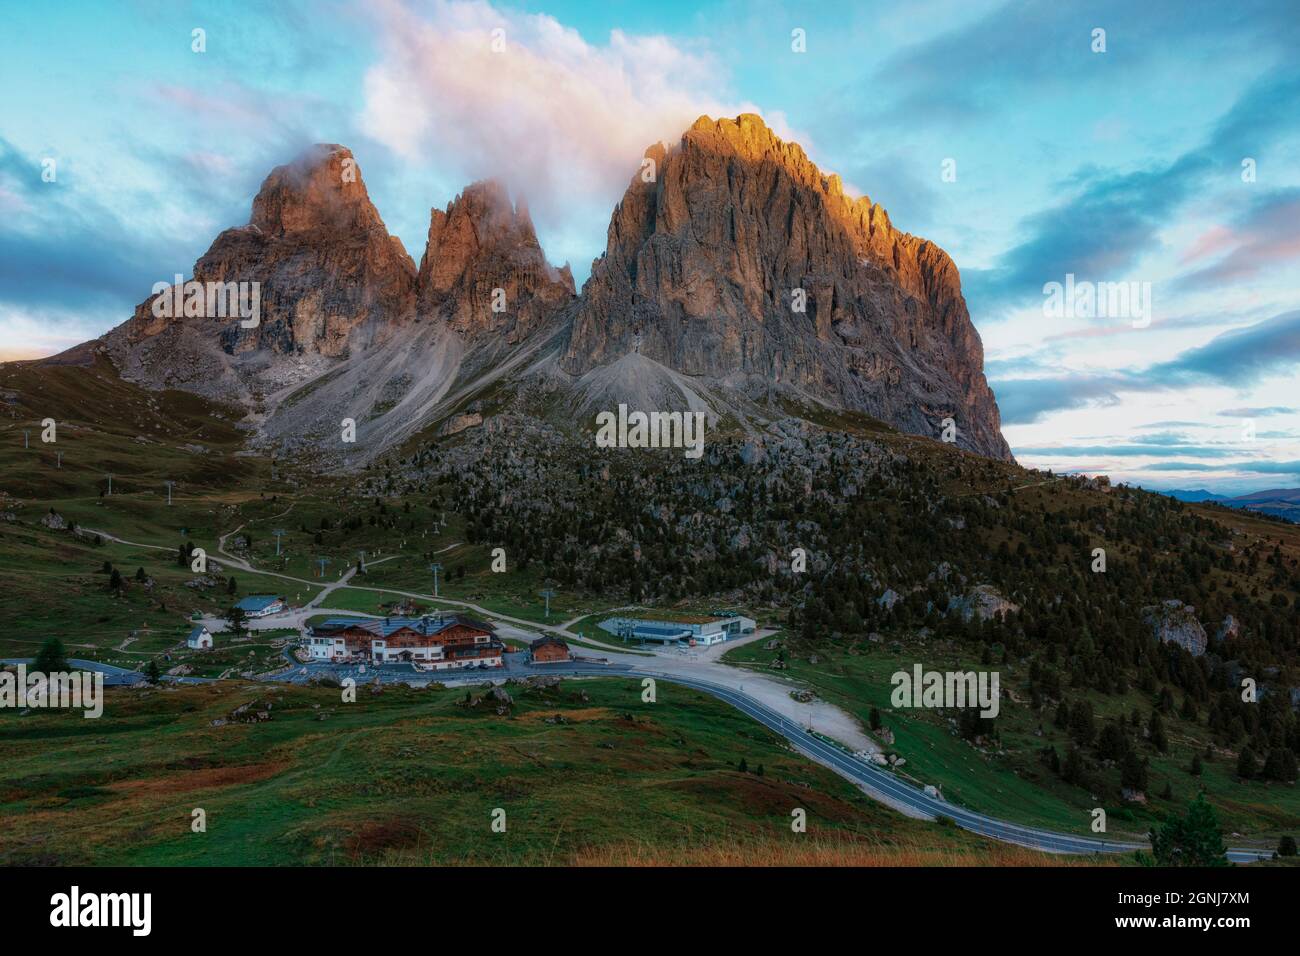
[1163,489,1231,503]
[1163,487,1300,523]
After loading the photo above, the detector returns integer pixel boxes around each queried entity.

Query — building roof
[187,625,209,640]
[313,617,369,633]
[235,594,283,612]
[530,634,569,649]
[627,612,723,625]
[313,615,493,640]
[632,624,691,638]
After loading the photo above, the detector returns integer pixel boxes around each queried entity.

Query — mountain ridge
[43,115,1012,464]
[562,114,1010,460]
[1163,486,1300,523]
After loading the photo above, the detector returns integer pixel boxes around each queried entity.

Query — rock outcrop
[416,180,574,346]
[1216,615,1240,641]
[947,585,1020,623]
[562,114,1011,460]
[103,145,419,403]
[1143,600,1208,656]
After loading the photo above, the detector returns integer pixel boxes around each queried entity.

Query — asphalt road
[577,666,1274,863]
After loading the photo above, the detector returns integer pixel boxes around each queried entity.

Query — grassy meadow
[0,677,1034,866]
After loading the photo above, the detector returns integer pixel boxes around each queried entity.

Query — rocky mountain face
[87,116,1010,463]
[104,145,419,402]
[417,180,574,348]
[96,146,573,456]
[562,114,1011,460]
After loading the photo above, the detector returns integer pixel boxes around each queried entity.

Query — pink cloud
[1180,224,1236,264]
[1182,193,1300,287]
[357,0,796,238]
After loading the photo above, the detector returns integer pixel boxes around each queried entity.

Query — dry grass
[106,761,288,795]
[569,833,1115,867]
[516,707,614,723]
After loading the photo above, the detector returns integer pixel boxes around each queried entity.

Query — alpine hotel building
[307,614,504,670]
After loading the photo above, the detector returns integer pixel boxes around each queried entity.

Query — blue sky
[2,0,1299,493]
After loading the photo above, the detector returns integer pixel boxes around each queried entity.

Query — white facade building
[600,613,756,646]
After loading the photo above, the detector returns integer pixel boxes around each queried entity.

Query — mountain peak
[416,179,574,342]
[419,179,540,293]
[250,143,387,238]
[562,112,1012,460]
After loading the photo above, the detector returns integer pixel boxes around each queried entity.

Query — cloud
[1129,431,1194,446]
[1148,309,1300,387]
[0,304,113,360]
[994,309,1300,423]
[1218,406,1296,417]
[0,51,368,356]
[1142,463,1221,472]
[357,0,776,274]
[0,139,173,314]
[968,69,1300,313]
[873,0,1300,126]
[1012,444,1238,459]
[1145,459,1300,475]
[1180,189,1300,288]
[993,373,1133,424]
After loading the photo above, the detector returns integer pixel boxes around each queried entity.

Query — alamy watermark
[0,665,103,718]
[1042,273,1152,328]
[891,664,1000,718]
[151,274,260,328]
[50,886,150,936]
[594,403,706,460]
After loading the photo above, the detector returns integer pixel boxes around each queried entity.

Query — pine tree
[1069,700,1095,747]
[1121,751,1148,794]
[1148,711,1169,753]
[1237,747,1258,780]
[1040,745,1061,774]
[1263,747,1298,783]
[1149,794,1228,866]
[34,637,70,674]
[1063,745,1086,786]
[1054,699,1070,729]
[1098,722,1128,761]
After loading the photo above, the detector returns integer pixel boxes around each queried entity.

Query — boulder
[1143,600,1208,656]
[947,585,1020,623]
